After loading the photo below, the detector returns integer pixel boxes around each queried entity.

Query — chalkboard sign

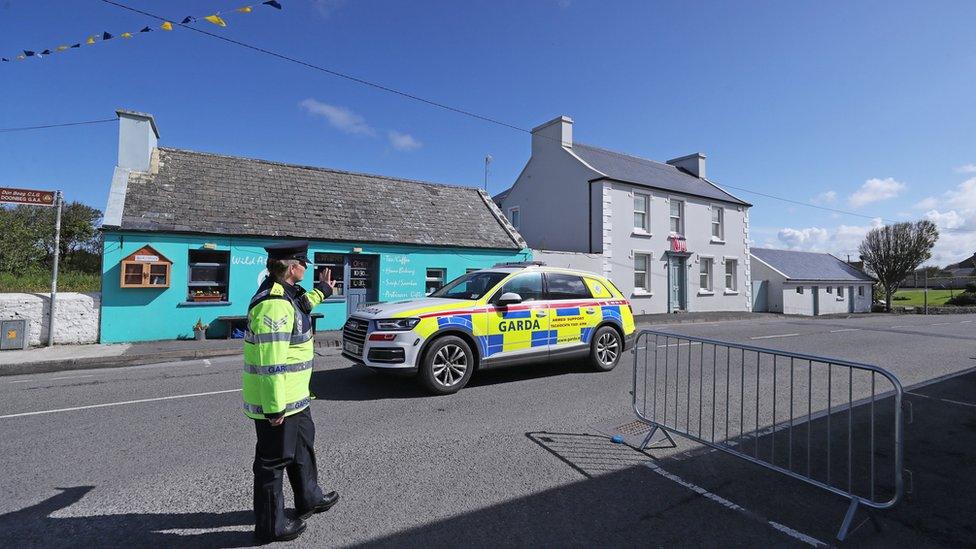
[351,268,368,278]
[350,278,370,289]
[350,258,371,269]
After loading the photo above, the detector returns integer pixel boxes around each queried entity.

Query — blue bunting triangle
[181,16,194,24]
[71,43,81,48]
[41,49,52,55]
[140,26,153,33]
[24,50,35,57]
[263,0,282,9]
[102,32,113,40]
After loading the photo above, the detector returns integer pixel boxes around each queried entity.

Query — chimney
[116,109,159,171]
[667,152,706,179]
[531,115,573,157]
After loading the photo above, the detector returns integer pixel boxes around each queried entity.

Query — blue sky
[2,0,974,264]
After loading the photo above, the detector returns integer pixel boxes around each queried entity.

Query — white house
[750,248,874,315]
[494,115,752,315]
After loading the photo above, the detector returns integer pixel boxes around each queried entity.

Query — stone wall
[893,305,976,315]
[0,292,100,346]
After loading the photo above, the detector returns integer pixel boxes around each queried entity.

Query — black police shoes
[255,519,307,544]
[298,491,340,520]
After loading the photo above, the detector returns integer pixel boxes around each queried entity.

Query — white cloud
[848,177,907,208]
[955,164,976,174]
[943,177,976,210]
[312,0,346,18]
[776,227,829,250]
[925,209,965,230]
[299,98,375,136]
[774,219,884,259]
[913,197,938,210]
[810,190,837,205]
[387,130,422,151]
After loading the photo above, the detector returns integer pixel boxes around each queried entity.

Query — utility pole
[924,268,928,315]
[484,154,492,192]
[48,190,63,346]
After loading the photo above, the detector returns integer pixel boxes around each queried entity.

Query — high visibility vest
[241,280,329,420]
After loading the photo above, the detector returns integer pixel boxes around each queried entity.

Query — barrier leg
[639,425,677,451]
[837,498,859,541]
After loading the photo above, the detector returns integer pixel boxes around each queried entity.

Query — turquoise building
[100,111,528,343]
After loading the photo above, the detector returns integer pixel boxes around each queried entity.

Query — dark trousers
[252,407,325,536]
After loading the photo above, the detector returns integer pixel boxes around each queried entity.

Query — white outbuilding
[749,248,874,315]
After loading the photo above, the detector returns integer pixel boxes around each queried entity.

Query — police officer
[243,241,339,543]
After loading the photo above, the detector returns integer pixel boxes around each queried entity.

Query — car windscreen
[430,271,509,300]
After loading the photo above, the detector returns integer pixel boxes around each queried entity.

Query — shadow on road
[0,486,256,548]
[311,359,593,401]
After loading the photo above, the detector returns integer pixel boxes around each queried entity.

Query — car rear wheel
[589,326,622,371]
[419,336,474,395]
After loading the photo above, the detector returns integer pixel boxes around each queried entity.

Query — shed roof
[751,248,875,282]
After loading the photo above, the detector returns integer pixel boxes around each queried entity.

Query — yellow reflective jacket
[241,279,330,420]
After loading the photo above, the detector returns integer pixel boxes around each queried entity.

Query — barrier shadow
[1,486,256,548]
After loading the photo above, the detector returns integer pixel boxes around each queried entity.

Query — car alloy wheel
[596,331,619,367]
[432,344,468,387]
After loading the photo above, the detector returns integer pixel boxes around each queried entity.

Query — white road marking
[0,388,241,420]
[907,391,976,409]
[8,379,35,384]
[48,375,94,381]
[930,322,954,326]
[829,328,860,333]
[644,462,828,547]
[961,320,973,324]
[203,359,212,367]
[890,325,913,329]
[749,333,799,340]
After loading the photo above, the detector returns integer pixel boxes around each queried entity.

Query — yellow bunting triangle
[56,45,69,52]
[161,21,174,31]
[237,6,253,13]
[121,32,133,39]
[204,14,227,27]
[86,35,96,45]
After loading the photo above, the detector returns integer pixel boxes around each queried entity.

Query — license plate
[344,341,361,355]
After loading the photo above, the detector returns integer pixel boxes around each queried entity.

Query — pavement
[0,312,974,547]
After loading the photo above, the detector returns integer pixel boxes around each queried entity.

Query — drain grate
[614,419,653,436]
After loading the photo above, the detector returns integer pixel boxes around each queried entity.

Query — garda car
[341,262,636,394]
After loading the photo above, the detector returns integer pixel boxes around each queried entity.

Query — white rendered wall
[0,292,101,346]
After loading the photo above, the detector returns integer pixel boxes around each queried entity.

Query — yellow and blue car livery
[341,263,635,393]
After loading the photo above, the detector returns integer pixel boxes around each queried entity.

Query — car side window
[546,273,592,300]
[492,272,543,302]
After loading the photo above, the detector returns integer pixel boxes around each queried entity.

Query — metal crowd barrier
[631,330,904,541]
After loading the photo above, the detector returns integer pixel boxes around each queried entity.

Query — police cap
[264,241,311,265]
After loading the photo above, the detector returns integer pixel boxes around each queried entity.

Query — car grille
[342,317,368,355]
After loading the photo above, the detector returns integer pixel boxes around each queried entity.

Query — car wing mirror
[497,292,522,306]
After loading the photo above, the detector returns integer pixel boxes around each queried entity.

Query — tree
[859,220,939,311]
[0,202,102,274]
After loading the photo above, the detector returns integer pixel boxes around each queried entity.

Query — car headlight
[374,318,421,331]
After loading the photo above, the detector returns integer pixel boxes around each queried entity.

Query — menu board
[349,258,373,289]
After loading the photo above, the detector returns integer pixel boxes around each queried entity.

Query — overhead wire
[0,118,117,133]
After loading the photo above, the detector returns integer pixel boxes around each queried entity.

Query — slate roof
[571,143,750,206]
[751,248,875,282]
[946,253,976,271]
[113,147,525,250]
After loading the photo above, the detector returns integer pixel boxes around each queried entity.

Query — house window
[670,200,684,234]
[634,253,651,292]
[426,268,446,295]
[711,207,724,240]
[725,259,737,291]
[796,286,804,294]
[633,194,650,232]
[827,286,832,294]
[313,253,346,298]
[187,249,229,302]
[858,286,864,297]
[838,287,845,298]
[508,207,520,230]
[699,257,713,292]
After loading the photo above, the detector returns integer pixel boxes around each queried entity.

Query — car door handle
[585,308,596,314]
[535,310,547,317]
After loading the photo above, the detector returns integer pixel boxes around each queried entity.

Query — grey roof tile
[117,148,522,250]
[751,248,875,282]
[571,143,750,206]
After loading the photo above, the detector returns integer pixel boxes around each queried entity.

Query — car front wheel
[589,326,622,372]
[419,336,474,395]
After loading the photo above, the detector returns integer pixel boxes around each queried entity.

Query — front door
[346,255,378,317]
[812,286,820,316]
[485,271,548,362]
[848,286,855,313]
[669,257,687,312]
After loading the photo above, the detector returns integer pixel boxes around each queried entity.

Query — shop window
[426,268,446,295]
[314,253,346,298]
[119,245,171,288]
[187,249,229,302]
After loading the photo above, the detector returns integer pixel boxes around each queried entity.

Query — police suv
[341,262,636,394]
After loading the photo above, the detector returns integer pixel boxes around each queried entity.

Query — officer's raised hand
[319,267,336,290]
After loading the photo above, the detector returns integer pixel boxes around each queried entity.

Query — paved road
[1,313,973,547]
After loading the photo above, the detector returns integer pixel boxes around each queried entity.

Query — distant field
[892,289,955,306]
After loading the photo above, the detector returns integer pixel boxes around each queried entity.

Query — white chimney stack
[667,152,706,179]
[116,109,159,172]
[531,115,573,157]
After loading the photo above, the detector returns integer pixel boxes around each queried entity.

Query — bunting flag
[204,15,227,27]
[5,2,281,64]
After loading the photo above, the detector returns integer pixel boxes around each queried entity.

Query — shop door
[347,255,378,317]
[669,257,687,312]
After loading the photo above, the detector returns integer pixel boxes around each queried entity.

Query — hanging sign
[0,186,56,206]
